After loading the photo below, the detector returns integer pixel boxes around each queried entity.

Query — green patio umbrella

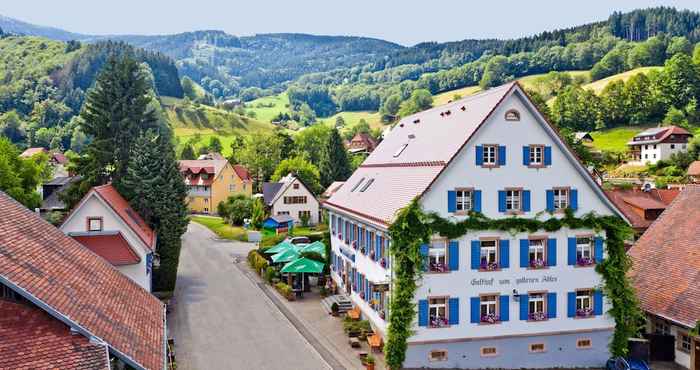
[264,240,296,254]
[300,241,326,257]
[271,247,300,263]
[280,257,325,274]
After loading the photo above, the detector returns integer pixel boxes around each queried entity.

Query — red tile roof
[688,161,700,177]
[0,192,166,370]
[19,147,47,158]
[92,184,156,250]
[605,188,680,231]
[51,152,68,164]
[71,232,142,266]
[233,164,252,181]
[628,185,700,327]
[0,300,109,370]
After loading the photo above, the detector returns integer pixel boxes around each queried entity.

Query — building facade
[324,83,628,369]
[263,173,321,225]
[60,184,157,291]
[627,126,693,165]
[179,159,252,214]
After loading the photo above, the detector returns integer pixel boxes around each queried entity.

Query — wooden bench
[368,334,383,353]
[347,307,361,320]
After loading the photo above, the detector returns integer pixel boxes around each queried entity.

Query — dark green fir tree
[320,128,352,187]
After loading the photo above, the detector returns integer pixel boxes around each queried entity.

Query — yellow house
[179,159,253,214]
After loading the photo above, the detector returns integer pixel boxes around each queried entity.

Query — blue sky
[3,0,700,45]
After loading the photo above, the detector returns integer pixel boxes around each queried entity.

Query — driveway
[169,222,329,370]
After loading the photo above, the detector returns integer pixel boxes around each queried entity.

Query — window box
[480,314,500,324]
[528,312,548,322]
[576,257,594,267]
[429,316,449,328]
[430,262,448,272]
[576,308,594,318]
[529,259,547,269]
[480,261,500,271]
[380,257,387,268]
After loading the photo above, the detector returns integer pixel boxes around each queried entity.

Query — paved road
[169,222,329,370]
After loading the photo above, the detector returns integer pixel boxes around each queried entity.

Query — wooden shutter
[522,190,531,212]
[470,297,480,323]
[547,293,557,318]
[567,292,576,318]
[498,191,506,212]
[570,189,578,211]
[520,239,529,268]
[420,244,429,271]
[448,241,459,271]
[519,294,529,320]
[473,190,482,212]
[544,146,552,166]
[448,297,459,325]
[418,299,428,326]
[447,190,456,213]
[498,145,506,166]
[499,295,509,322]
[567,237,577,265]
[475,145,483,166]
[593,290,603,315]
[547,238,557,267]
[546,190,554,212]
[522,146,530,166]
[594,237,604,263]
[499,239,509,268]
[470,241,480,270]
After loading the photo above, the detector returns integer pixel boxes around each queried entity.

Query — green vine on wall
[385,200,642,370]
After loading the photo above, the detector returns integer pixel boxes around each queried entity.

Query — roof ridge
[635,185,698,244]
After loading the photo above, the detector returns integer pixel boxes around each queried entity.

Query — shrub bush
[264,266,277,283]
[275,282,295,300]
[247,249,269,275]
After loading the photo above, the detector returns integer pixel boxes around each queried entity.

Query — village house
[346,132,379,154]
[574,132,594,144]
[604,187,679,237]
[179,158,252,214]
[20,147,69,178]
[263,173,321,226]
[39,175,81,214]
[627,126,693,165]
[60,184,157,291]
[324,82,629,369]
[688,161,700,183]
[0,191,167,370]
[628,185,700,370]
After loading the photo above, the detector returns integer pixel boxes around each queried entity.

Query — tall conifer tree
[320,128,352,187]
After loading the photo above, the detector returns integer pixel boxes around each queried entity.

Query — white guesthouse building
[324,83,629,369]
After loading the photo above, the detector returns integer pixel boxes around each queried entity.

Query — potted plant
[331,302,340,316]
[364,354,375,370]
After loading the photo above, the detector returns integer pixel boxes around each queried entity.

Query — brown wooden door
[693,337,700,370]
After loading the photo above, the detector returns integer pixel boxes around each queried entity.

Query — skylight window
[393,143,408,158]
[351,177,365,192]
[359,178,375,192]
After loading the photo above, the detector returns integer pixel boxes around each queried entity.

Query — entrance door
[693,337,700,370]
[646,333,676,362]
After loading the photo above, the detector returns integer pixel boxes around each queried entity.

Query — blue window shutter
[448,241,459,271]
[447,190,456,213]
[498,191,506,212]
[470,297,480,323]
[471,241,480,270]
[567,292,576,318]
[449,298,459,325]
[547,238,557,267]
[499,239,509,268]
[498,145,506,166]
[376,235,381,261]
[544,146,552,166]
[475,145,483,166]
[366,280,370,300]
[546,190,554,212]
[593,290,603,315]
[568,237,577,265]
[570,189,578,211]
[365,230,370,249]
[520,239,529,268]
[522,146,530,166]
[519,294,529,320]
[473,190,482,212]
[594,237,604,263]
[547,292,557,318]
[420,244,429,271]
[499,295,509,322]
[418,299,428,326]
[522,190,531,212]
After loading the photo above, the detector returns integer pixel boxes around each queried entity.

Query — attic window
[393,143,408,158]
[351,177,366,192]
[505,109,520,121]
[359,178,375,192]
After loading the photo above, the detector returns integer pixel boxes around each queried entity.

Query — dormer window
[359,178,375,192]
[351,177,365,192]
[505,109,520,121]
[87,217,103,232]
[394,143,408,158]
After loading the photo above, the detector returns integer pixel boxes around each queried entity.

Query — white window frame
[87,217,103,232]
[528,239,546,268]
[455,189,473,213]
[576,237,593,265]
[428,240,447,273]
[229,184,236,192]
[553,188,569,210]
[428,297,448,328]
[480,295,498,320]
[429,349,448,362]
[506,189,521,211]
[528,292,546,321]
[483,145,498,166]
[529,145,543,166]
[679,332,692,353]
[576,290,593,316]
[480,240,498,270]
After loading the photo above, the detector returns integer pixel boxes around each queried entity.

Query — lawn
[322,111,385,133]
[190,216,248,241]
[582,66,662,94]
[244,93,291,123]
[590,125,652,153]
[433,86,482,106]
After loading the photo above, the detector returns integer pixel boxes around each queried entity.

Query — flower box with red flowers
[576,308,594,318]
[577,257,594,266]
[528,312,548,321]
[429,262,448,273]
[480,261,499,271]
[480,314,500,324]
[529,259,547,269]
[429,316,449,328]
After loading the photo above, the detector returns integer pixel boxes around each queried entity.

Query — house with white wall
[263,173,320,226]
[627,126,693,165]
[324,82,629,369]
[60,184,156,292]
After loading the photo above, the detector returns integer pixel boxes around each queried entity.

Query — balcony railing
[188,187,211,197]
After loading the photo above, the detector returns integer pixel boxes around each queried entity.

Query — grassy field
[589,126,652,153]
[582,66,662,94]
[190,216,248,241]
[244,93,290,123]
[322,111,384,132]
[517,70,590,90]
